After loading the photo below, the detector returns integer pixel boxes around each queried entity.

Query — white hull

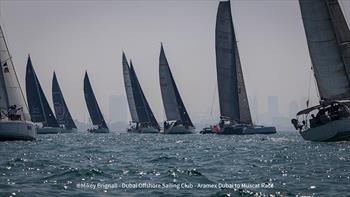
[37,127,62,134]
[0,120,36,141]
[300,119,350,142]
[163,125,194,134]
[88,128,109,133]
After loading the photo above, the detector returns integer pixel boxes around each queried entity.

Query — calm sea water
[0,131,349,196]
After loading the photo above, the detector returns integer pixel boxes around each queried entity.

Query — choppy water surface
[0,131,350,196]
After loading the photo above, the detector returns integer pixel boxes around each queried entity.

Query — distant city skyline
[0,0,349,126]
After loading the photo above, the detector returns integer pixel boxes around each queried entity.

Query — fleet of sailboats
[291,0,350,141]
[2,0,349,142]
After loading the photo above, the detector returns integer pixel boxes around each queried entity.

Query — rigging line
[313,68,320,101]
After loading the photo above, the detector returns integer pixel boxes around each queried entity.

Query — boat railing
[0,107,26,121]
[292,102,350,131]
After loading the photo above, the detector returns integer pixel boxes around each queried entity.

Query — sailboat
[26,56,62,134]
[52,72,77,133]
[0,24,36,141]
[201,0,276,135]
[83,71,109,133]
[122,52,160,133]
[291,0,350,141]
[159,44,195,134]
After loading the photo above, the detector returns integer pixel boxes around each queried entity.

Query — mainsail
[299,0,350,101]
[159,44,193,127]
[122,53,139,122]
[129,60,160,130]
[0,24,31,121]
[122,52,160,130]
[215,1,252,124]
[52,72,77,129]
[83,72,108,129]
[25,56,59,127]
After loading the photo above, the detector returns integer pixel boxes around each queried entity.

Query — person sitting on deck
[183,121,189,129]
[163,121,168,130]
[7,105,21,121]
[173,120,179,127]
[328,104,340,121]
[309,114,320,128]
[219,119,224,128]
[338,105,350,118]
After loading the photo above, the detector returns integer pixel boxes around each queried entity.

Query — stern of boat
[0,120,36,141]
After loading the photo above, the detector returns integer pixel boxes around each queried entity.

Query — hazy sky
[0,0,349,123]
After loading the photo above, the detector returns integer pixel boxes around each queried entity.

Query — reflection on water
[0,131,349,196]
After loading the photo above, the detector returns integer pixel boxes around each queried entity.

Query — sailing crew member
[8,105,20,120]
[219,119,224,128]
[164,121,168,129]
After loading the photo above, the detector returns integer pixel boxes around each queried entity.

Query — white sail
[299,0,350,101]
[0,25,30,121]
[122,52,139,122]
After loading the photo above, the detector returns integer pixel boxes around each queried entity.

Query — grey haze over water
[0,0,349,124]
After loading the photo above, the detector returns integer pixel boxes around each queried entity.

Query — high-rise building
[109,95,127,123]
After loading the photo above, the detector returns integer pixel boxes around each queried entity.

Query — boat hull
[0,121,36,141]
[128,127,159,133]
[37,127,62,134]
[218,125,276,135]
[88,128,109,133]
[218,125,245,135]
[163,125,194,134]
[244,126,276,134]
[199,127,215,134]
[300,119,350,142]
[61,128,77,133]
